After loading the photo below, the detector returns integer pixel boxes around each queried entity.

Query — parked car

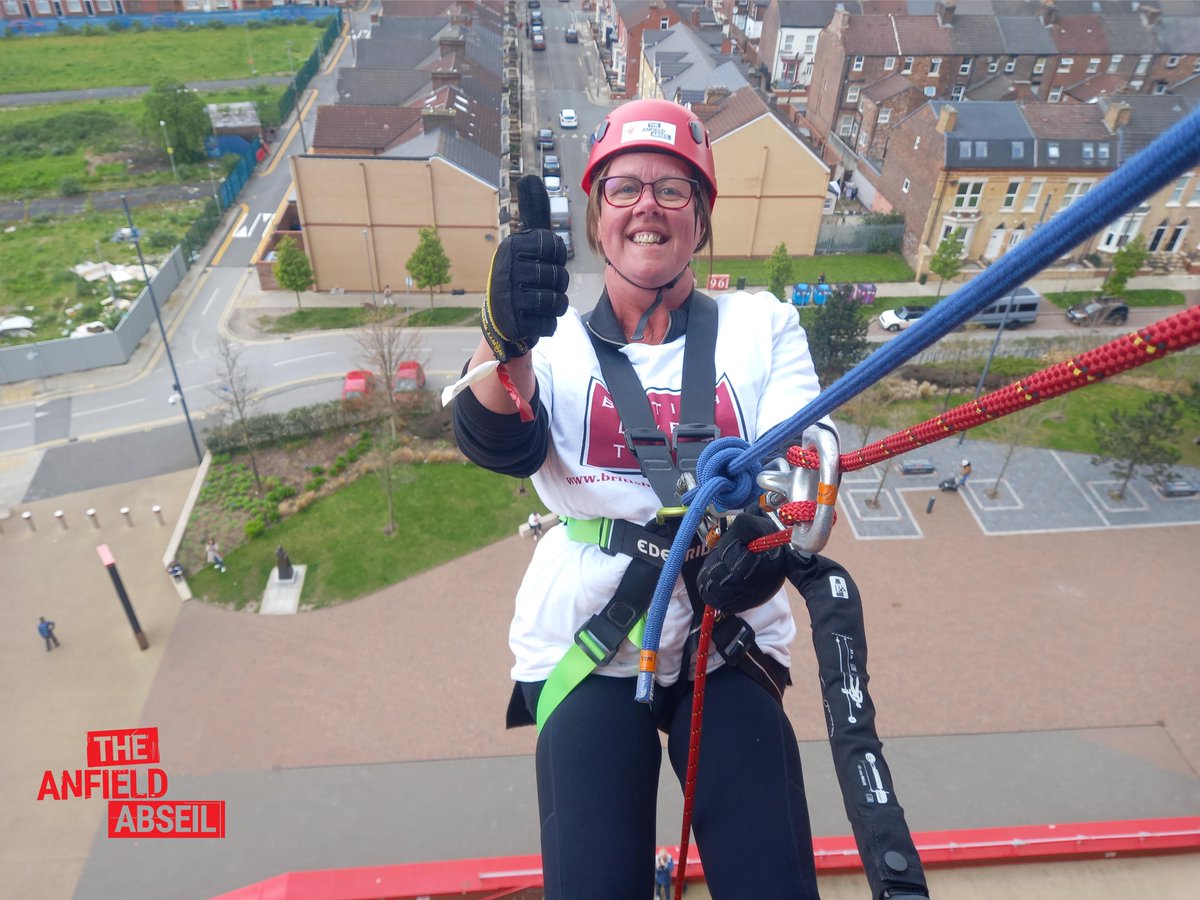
[543,175,564,195]
[877,305,929,332]
[531,22,543,34]
[393,361,426,391]
[970,286,1041,328]
[536,128,554,150]
[565,27,579,43]
[341,370,375,403]
[528,0,539,7]
[531,32,546,50]
[559,108,578,128]
[542,154,561,179]
[530,10,543,24]
[1065,297,1130,326]
[555,229,575,260]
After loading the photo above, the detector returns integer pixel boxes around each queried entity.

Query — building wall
[710,115,828,258]
[289,155,498,293]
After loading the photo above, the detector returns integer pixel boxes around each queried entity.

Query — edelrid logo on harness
[636,539,711,562]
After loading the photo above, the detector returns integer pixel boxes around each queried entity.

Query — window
[852,55,864,72]
[1033,57,1047,74]
[884,56,896,70]
[1082,143,1095,162]
[975,141,987,159]
[959,140,972,159]
[1098,208,1147,251]
[1009,226,1026,250]
[1058,58,1073,73]
[660,17,669,29]
[954,181,985,208]
[1188,180,1200,206]
[3,0,18,11]
[923,86,936,97]
[951,85,965,101]
[1098,143,1110,161]
[35,0,50,11]
[1047,142,1060,160]
[1088,58,1101,73]
[782,35,794,53]
[1165,221,1188,253]
[1004,58,1016,74]
[1168,176,1190,206]
[1153,81,1168,95]
[1108,54,1123,74]
[1022,180,1044,212]
[1147,221,1168,251]
[1003,180,1021,210]
[914,135,921,150]
[988,58,999,73]
[930,58,942,75]
[1195,59,1200,74]
[900,178,910,194]
[959,59,972,76]
[877,107,891,125]
[902,57,914,74]
[1048,86,1063,103]
[1060,180,1092,210]
[1167,55,1180,69]
[846,85,861,104]
[1135,54,1151,75]
[838,115,855,137]
[1011,141,1025,159]
[805,35,816,54]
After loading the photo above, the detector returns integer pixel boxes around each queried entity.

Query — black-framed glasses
[598,176,699,210]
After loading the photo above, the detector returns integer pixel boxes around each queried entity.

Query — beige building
[698,87,830,258]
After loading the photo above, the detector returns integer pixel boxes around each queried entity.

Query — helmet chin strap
[604,259,695,341]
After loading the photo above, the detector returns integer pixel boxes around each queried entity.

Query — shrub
[131,20,146,32]
[309,464,325,477]
[212,452,232,464]
[207,19,227,30]
[144,231,177,250]
[245,518,266,539]
[59,177,85,197]
[264,485,297,504]
[346,448,360,463]
[304,476,326,493]
[106,19,127,32]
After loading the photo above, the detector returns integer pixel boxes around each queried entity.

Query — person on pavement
[451,98,832,898]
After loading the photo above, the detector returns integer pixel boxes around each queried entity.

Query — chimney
[431,69,463,90]
[936,1,956,26]
[1103,100,1132,132]
[722,37,732,55]
[703,86,731,105]
[691,8,700,28]
[936,104,957,133]
[422,108,457,135]
[438,29,467,54]
[833,7,850,33]
[1040,1,1058,27]
[1139,5,1162,26]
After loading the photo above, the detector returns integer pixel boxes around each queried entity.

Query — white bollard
[120,506,133,526]
[54,510,67,530]
[22,511,35,532]
[86,508,100,528]
[152,504,164,525]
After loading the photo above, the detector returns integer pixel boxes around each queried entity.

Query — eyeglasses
[598,175,698,210]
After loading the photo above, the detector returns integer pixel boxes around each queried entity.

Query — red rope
[675,603,715,897]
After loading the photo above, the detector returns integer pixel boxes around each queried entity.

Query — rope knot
[693,437,759,511]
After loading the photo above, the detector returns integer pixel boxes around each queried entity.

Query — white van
[549,196,571,230]
[970,286,1041,329]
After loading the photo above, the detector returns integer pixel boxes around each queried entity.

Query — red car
[394,361,427,391]
[341,370,376,403]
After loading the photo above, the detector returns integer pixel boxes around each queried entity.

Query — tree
[800,283,871,387]
[764,241,794,301]
[354,305,427,535]
[927,226,965,299]
[1091,393,1183,500]
[406,227,452,308]
[210,338,264,495]
[272,237,313,310]
[1101,234,1149,298]
[975,398,1062,499]
[141,78,210,164]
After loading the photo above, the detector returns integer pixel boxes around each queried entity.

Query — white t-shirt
[511,290,827,686]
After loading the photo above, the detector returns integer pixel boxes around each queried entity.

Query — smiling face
[593,151,703,296]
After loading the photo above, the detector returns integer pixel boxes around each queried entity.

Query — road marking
[273,352,337,367]
[234,212,274,240]
[201,288,220,317]
[0,421,30,432]
[74,398,148,418]
[211,204,249,266]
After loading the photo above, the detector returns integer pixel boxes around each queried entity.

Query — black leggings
[529,667,820,899]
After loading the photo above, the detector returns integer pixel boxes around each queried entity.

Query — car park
[559,108,578,128]
[1065,298,1130,326]
[565,27,579,43]
[536,128,554,150]
[542,154,561,179]
[531,32,546,50]
[555,229,575,259]
[877,305,929,332]
[341,370,375,403]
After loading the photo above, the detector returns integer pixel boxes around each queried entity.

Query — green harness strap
[536,616,647,732]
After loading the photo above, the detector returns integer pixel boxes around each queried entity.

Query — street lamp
[206,163,221,212]
[362,228,377,305]
[158,120,179,182]
[285,40,309,153]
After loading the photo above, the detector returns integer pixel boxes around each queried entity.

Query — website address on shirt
[565,472,647,487]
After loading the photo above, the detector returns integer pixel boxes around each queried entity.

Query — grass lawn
[261,306,478,333]
[1044,289,1186,308]
[0,21,331,94]
[187,462,545,610]
[406,306,479,327]
[0,201,206,342]
[696,253,915,287]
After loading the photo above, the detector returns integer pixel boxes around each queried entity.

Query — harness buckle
[712,615,755,666]
[574,600,640,666]
[623,426,674,472]
[672,423,721,473]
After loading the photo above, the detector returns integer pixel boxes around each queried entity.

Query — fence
[816,214,905,255]
[3,7,338,36]
[274,14,341,126]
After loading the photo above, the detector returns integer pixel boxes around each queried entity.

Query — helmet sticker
[620,120,677,147]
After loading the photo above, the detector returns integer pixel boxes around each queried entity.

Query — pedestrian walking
[958,458,972,487]
[205,537,227,573]
[528,511,543,540]
[654,848,675,899]
[38,617,60,652]
[383,283,394,306]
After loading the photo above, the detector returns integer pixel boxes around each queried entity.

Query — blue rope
[635,106,1200,704]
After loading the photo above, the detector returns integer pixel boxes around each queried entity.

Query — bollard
[152,504,164,525]
[55,510,67,530]
[926,497,936,515]
[22,511,35,532]
[120,506,133,526]
[87,508,100,528]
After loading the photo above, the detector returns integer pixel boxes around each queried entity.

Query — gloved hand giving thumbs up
[481,175,570,362]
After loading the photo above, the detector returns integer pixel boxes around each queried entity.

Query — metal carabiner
[755,427,840,553]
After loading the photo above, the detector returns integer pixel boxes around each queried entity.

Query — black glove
[696,512,789,615]
[481,175,570,362]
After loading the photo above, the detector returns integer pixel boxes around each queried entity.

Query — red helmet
[581,99,717,209]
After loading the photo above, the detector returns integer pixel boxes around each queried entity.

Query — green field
[696,253,916,286]
[0,20,331,93]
